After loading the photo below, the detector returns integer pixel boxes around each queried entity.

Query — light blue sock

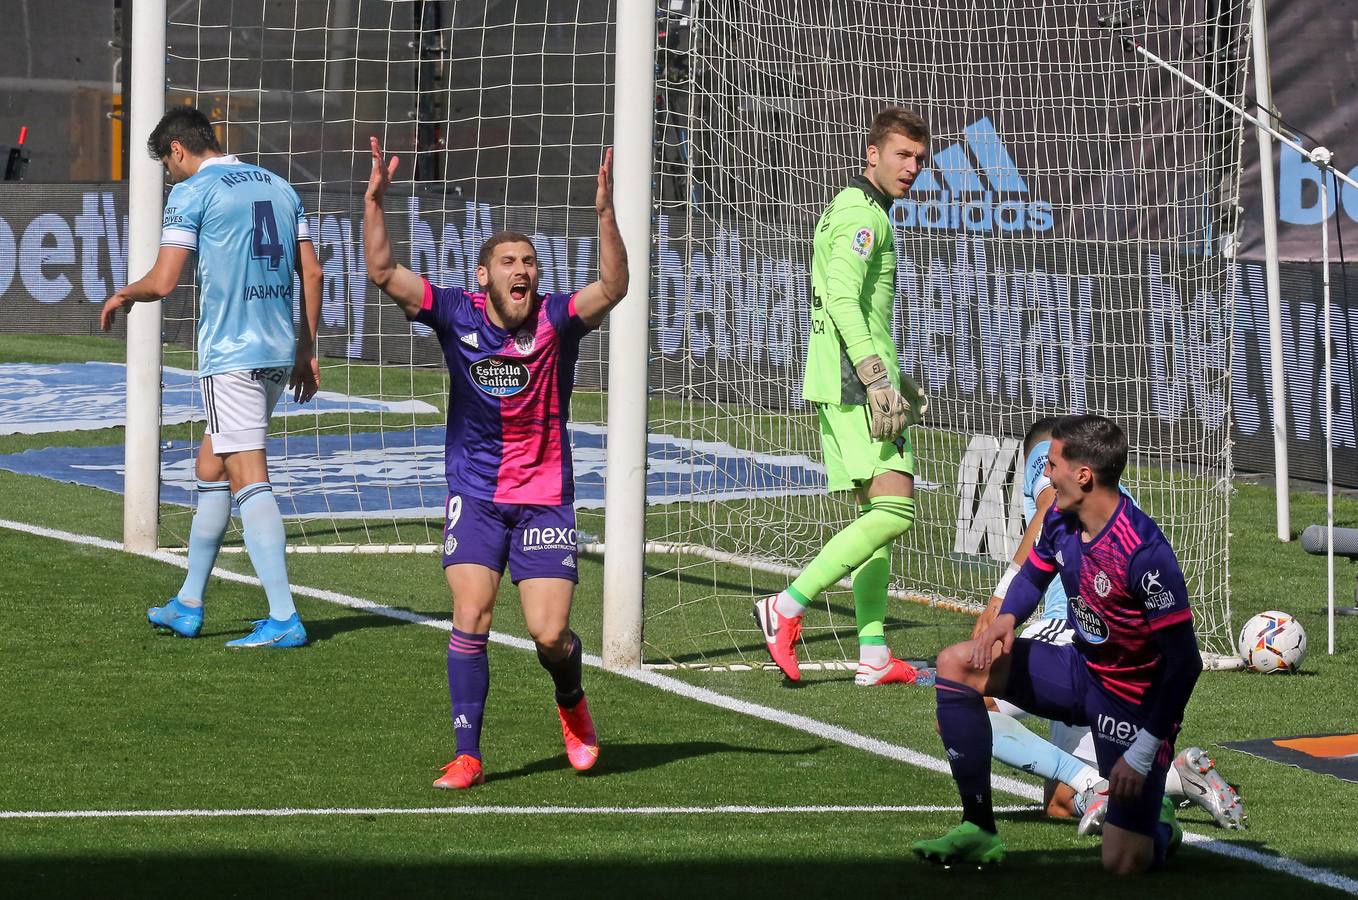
[989,711,1096,790]
[177,480,232,606]
[236,483,297,621]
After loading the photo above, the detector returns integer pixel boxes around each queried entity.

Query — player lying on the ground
[755,107,930,687]
[913,415,1203,873]
[362,136,627,789]
[101,105,322,649]
[978,419,1244,830]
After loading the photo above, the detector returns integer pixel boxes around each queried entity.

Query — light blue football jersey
[160,155,312,376]
[1021,439,1069,621]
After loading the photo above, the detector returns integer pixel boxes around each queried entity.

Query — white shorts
[202,367,288,453]
[1019,616,1074,647]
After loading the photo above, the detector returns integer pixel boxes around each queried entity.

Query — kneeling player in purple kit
[362,137,627,789]
[913,415,1202,873]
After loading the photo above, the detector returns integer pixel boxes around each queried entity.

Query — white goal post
[122,0,166,553]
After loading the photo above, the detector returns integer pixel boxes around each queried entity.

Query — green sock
[790,496,915,604]
[853,540,891,649]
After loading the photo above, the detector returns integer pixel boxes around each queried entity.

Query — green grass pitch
[0,335,1356,898]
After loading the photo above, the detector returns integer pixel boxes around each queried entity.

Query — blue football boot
[225,613,309,649]
[147,598,203,638]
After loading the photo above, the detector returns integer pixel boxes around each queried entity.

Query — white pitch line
[1182,833,1358,895]
[0,803,1031,821]
[3,518,1356,896]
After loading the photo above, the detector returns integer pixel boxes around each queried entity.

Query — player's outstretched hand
[365,136,399,205]
[969,613,1016,670]
[100,293,130,331]
[1107,756,1147,804]
[290,352,320,404]
[595,147,614,217]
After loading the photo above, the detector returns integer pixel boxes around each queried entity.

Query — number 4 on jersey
[251,200,284,270]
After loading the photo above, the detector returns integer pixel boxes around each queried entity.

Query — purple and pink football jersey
[1026,495,1193,705]
[411,279,594,505]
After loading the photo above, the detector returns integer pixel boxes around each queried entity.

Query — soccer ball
[1237,611,1308,674]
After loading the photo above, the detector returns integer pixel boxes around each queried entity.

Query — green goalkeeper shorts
[817,402,915,493]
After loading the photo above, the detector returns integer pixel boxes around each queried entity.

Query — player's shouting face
[477,239,540,330]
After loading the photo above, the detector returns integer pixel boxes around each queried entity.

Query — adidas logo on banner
[460,332,479,349]
[892,116,1053,233]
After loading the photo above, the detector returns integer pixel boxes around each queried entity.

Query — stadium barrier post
[601,3,657,670]
[123,0,167,553]
[1251,0,1290,543]
[1320,172,1335,655]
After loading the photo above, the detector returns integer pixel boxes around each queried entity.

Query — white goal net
[642,0,1248,665]
[158,0,615,553]
[154,0,1248,664]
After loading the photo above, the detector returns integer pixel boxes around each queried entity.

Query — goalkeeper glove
[899,373,928,427]
[854,354,908,442]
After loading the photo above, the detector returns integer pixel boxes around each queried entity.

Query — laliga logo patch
[470,357,530,397]
[1093,569,1112,598]
[851,227,874,258]
[1069,595,1109,644]
[1141,570,1163,594]
[513,329,536,355]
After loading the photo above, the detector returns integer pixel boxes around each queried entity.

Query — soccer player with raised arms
[754,107,930,686]
[101,106,322,649]
[362,137,626,789]
[913,415,1203,872]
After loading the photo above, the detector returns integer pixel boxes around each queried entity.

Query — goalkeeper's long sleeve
[804,177,897,406]
[821,219,878,367]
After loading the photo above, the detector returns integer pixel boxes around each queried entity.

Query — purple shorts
[441,493,579,584]
[1001,639,1174,836]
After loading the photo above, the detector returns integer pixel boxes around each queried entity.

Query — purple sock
[1152,815,1171,868]
[447,628,489,760]
[935,676,996,833]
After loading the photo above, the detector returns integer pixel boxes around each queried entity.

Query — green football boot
[1161,794,1183,857]
[911,821,1007,867]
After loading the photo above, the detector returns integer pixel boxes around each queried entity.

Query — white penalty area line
[3,519,1357,897]
[0,803,1031,821]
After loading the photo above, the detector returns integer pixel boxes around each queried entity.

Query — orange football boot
[433,754,485,790]
[753,595,803,681]
[557,697,600,771]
